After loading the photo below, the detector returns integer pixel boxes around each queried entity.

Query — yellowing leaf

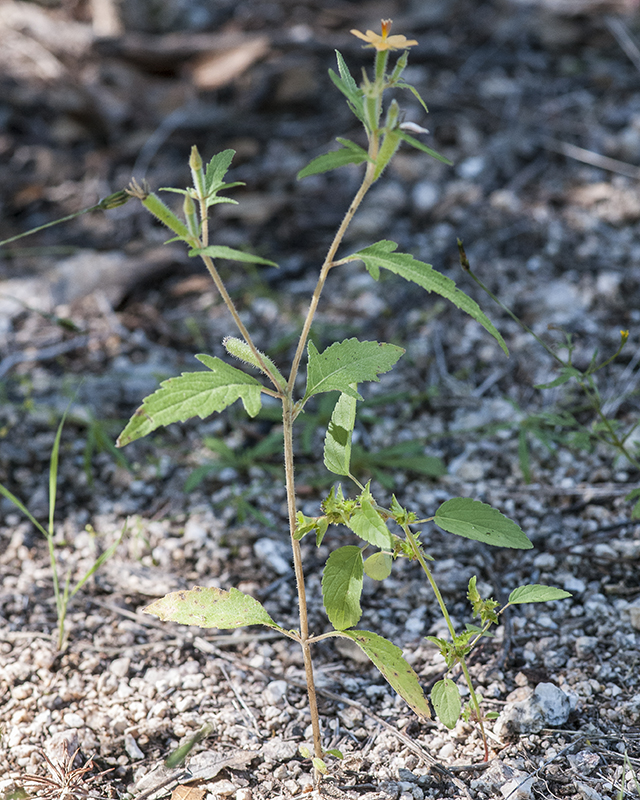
[341,630,431,720]
[144,586,282,631]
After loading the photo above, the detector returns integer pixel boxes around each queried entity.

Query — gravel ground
[1,0,640,798]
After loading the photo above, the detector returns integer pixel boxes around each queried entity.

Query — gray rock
[262,737,298,762]
[253,538,291,576]
[535,682,571,726]
[109,656,131,678]
[124,732,145,760]
[495,682,570,739]
[263,680,287,706]
[575,637,598,658]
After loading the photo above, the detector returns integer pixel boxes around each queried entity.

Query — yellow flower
[350,19,418,52]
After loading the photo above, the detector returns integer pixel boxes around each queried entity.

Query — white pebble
[253,538,290,575]
[62,713,84,729]
[263,680,287,706]
[124,733,145,760]
[109,657,131,678]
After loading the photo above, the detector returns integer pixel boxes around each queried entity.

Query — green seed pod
[223,336,286,389]
[373,129,401,181]
[384,98,400,131]
[189,145,206,200]
[183,193,199,236]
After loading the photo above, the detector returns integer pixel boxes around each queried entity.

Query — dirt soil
[1,0,640,798]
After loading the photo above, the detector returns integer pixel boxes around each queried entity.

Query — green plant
[0,18,561,767]
[113,20,571,767]
[458,240,640,505]
[0,408,125,650]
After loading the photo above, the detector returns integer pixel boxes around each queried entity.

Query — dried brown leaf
[170,786,206,800]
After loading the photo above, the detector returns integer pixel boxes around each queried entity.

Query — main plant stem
[282,394,323,758]
[288,156,378,394]
[283,147,379,761]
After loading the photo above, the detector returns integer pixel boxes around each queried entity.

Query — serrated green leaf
[298,140,368,179]
[363,551,393,581]
[398,132,452,165]
[144,586,281,630]
[205,149,235,192]
[341,630,431,720]
[116,355,263,447]
[508,584,572,604]
[322,546,363,630]
[324,392,357,476]
[434,498,532,549]
[305,338,404,400]
[346,241,508,355]
[329,50,365,121]
[347,498,393,549]
[431,679,461,729]
[189,245,277,267]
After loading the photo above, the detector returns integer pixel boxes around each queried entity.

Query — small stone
[628,603,640,631]
[209,779,237,796]
[109,657,131,678]
[235,790,252,800]
[184,519,208,542]
[575,637,598,658]
[263,680,287,706]
[438,742,455,759]
[563,576,586,594]
[253,538,290,576]
[576,782,602,800]
[412,181,440,213]
[500,775,534,799]
[45,730,79,764]
[175,695,197,712]
[535,683,571,726]
[62,713,84,729]
[124,732,145,760]
[262,737,298,762]
[533,553,556,569]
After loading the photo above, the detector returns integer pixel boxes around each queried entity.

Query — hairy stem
[280,135,381,762]
[199,253,283,393]
[403,525,456,640]
[287,142,379,394]
[404,525,490,758]
[282,394,322,758]
[458,658,489,761]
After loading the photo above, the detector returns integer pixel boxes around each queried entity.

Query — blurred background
[1,0,640,520]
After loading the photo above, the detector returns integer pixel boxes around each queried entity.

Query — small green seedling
[0,406,125,650]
